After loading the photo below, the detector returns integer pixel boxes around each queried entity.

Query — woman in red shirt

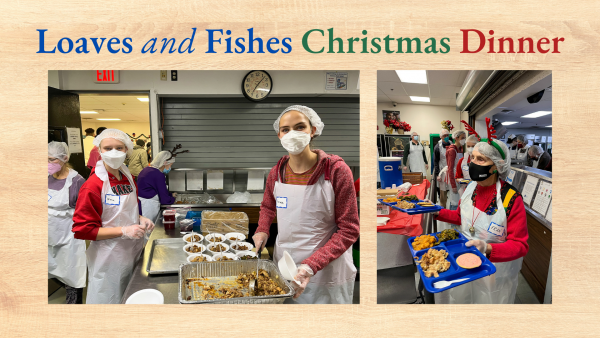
[431,119,529,304]
[253,105,359,304]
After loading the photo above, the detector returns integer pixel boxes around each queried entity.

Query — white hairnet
[452,130,466,140]
[440,129,450,137]
[411,131,418,137]
[529,145,544,157]
[516,135,525,143]
[151,151,175,169]
[48,141,70,162]
[474,140,511,180]
[93,129,134,157]
[273,105,325,136]
[466,135,480,145]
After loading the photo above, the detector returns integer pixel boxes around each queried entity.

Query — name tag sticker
[276,196,287,209]
[105,194,120,206]
[48,194,52,202]
[487,221,505,237]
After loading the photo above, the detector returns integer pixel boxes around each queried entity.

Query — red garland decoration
[461,120,481,141]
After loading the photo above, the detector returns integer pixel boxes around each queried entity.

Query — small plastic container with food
[163,209,176,222]
[163,221,176,230]
[183,233,204,244]
[230,242,254,254]
[225,232,246,244]
[212,252,239,261]
[207,242,230,254]
[179,219,195,232]
[235,251,258,260]
[205,233,226,244]
[183,243,206,256]
[186,254,213,263]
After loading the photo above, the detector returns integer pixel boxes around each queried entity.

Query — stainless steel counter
[120,218,188,304]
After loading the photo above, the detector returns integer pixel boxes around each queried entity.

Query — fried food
[185,234,202,242]
[383,197,399,203]
[209,244,227,252]
[229,236,244,241]
[396,200,415,209]
[186,245,203,253]
[414,248,451,278]
[236,269,285,296]
[215,256,234,261]
[434,229,460,245]
[417,202,434,207]
[232,244,249,251]
[190,255,208,262]
[411,235,436,251]
[209,237,223,243]
[239,255,256,260]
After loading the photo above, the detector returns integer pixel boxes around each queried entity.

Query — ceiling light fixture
[80,111,98,114]
[501,122,518,126]
[546,125,552,127]
[396,70,428,84]
[521,111,552,118]
[137,98,149,102]
[409,96,430,102]
[97,118,121,121]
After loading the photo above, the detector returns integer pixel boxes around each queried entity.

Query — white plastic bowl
[205,233,226,244]
[183,233,204,244]
[278,250,298,281]
[125,289,164,304]
[183,243,206,256]
[229,241,254,254]
[212,252,239,261]
[186,254,213,263]
[207,242,230,254]
[235,251,258,260]
[225,232,246,243]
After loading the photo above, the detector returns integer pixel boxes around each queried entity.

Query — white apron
[408,141,427,177]
[509,147,517,160]
[436,180,522,304]
[458,157,471,197]
[273,164,356,304]
[447,152,464,209]
[516,146,529,161]
[437,140,449,191]
[86,161,143,304]
[139,194,161,224]
[48,169,87,288]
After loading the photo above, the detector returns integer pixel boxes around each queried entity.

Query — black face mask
[469,162,495,181]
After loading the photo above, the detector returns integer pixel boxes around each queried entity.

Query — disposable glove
[252,232,269,253]
[292,264,314,299]
[466,239,488,254]
[121,225,146,239]
[139,215,155,233]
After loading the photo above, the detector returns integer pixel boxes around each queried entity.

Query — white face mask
[101,149,127,169]
[460,139,466,146]
[467,147,474,154]
[280,130,311,155]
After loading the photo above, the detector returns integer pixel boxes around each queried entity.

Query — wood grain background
[0,1,599,336]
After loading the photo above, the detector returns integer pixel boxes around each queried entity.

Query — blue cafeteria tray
[377,198,443,215]
[408,231,497,293]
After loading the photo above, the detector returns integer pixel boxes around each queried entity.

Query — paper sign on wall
[506,170,516,184]
[532,181,552,216]
[66,127,83,153]
[545,200,552,223]
[207,170,224,190]
[186,171,204,190]
[247,170,265,191]
[522,175,539,206]
[326,72,348,90]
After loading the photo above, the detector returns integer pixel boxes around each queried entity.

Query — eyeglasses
[48,158,61,163]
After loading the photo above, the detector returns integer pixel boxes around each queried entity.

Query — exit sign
[94,70,120,83]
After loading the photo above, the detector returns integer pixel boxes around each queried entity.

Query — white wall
[82,121,151,140]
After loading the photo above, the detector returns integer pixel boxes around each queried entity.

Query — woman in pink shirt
[253,105,359,304]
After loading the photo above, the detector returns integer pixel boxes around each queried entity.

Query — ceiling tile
[377,70,401,82]
[401,83,429,97]
[427,70,461,86]
[379,81,408,97]
[429,85,460,99]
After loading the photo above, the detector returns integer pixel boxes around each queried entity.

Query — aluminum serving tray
[146,238,189,275]
[178,260,295,304]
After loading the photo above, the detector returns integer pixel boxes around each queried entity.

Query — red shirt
[455,157,470,179]
[435,180,529,263]
[87,146,101,169]
[445,144,462,189]
[257,150,359,275]
[72,167,139,241]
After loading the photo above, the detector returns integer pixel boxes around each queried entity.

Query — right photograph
[376,70,552,304]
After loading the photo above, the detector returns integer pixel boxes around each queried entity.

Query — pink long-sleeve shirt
[256,149,359,275]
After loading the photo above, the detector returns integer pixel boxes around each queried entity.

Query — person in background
[402,131,428,178]
[146,141,152,163]
[506,134,518,159]
[124,139,149,180]
[253,105,359,304]
[72,129,154,304]
[445,130,466,210]
[86,126,107,170]
[83,128,96,165]
[528,145,552,172]
[455,134,480,197]
[137,148,186,222]
[431,123,529,304]
[515,135,532,166]
[48,141,87,304]
[434,129,451,209]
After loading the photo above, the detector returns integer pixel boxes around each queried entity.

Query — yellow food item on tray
[383,197,399,203]
[412,235,436,251]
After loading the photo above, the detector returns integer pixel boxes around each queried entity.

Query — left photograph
[47,70,360,304]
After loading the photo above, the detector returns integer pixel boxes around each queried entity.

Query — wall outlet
[171,70,178,81]
[160,70,167,81]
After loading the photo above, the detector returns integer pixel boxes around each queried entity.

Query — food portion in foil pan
[184,269,284,300]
